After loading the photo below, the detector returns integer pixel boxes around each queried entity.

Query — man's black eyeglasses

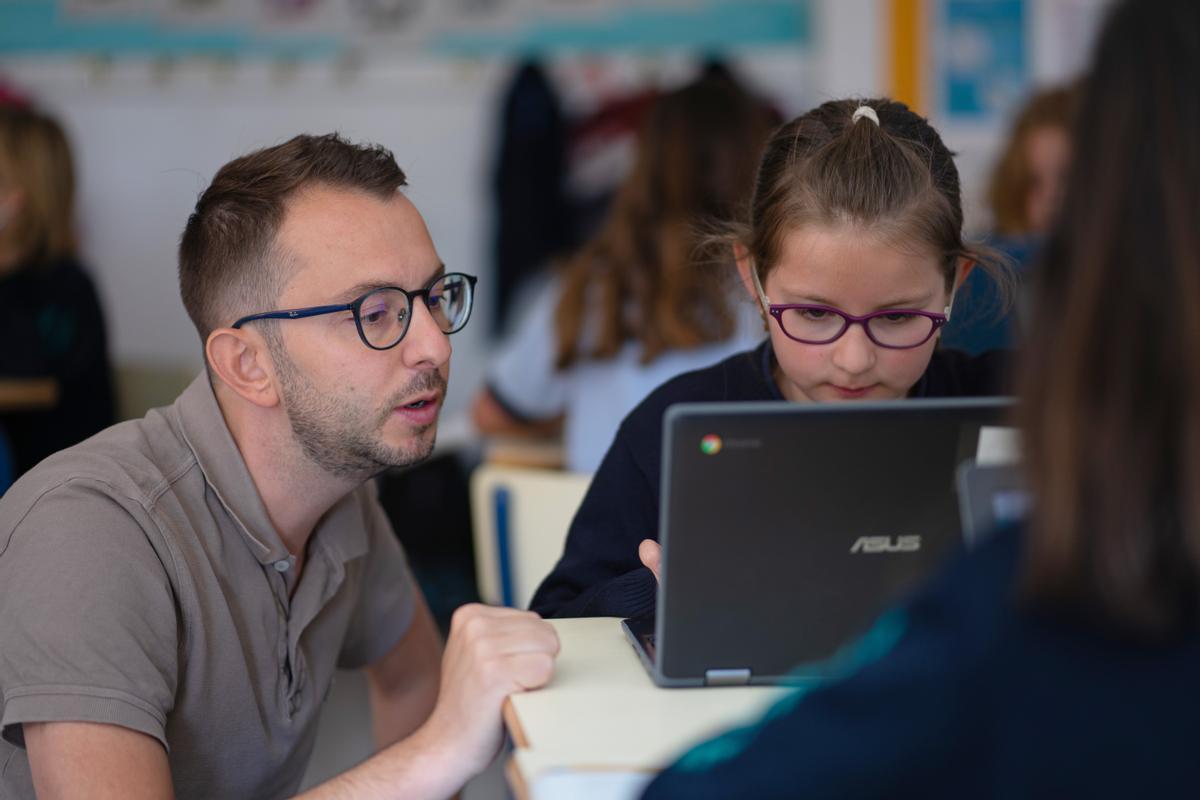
[232,272,477,351]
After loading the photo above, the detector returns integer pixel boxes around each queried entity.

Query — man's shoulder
[0,407,198,527]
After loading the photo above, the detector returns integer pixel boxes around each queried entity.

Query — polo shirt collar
[173,373,369,568]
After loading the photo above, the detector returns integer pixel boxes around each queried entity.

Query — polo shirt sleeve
[0,481,178,751]
[337,493,418,670]
[485,279,569,422]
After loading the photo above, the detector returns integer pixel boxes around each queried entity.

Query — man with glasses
[0,134,559,799]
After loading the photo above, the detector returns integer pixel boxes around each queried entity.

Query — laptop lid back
[957,460,1030,547]
[656,398,1012,685]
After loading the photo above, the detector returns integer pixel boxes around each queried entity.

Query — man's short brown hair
[178,133,408,341]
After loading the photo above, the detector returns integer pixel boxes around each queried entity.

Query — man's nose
[398,299,452,370]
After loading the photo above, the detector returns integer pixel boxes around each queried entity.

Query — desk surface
[504,617,789,800]
[0,378,57,412]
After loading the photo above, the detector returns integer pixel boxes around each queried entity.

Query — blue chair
[469,464,592,609]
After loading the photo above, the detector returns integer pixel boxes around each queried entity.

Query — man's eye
[361,306,390,325]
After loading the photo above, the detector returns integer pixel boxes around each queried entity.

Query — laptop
[622,397,1013,687]
[956,460,1030,547]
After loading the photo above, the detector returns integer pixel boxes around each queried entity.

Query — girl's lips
[830,384,874,399]
[393,396,440,426]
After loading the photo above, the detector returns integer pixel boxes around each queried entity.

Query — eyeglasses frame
[231,272,478,351]
[766,303,948,349]
[745,258,953,350]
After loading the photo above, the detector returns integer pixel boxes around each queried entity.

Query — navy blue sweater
[0,257,115,479]
[529,341,1009,619]
[642,526,1200,799]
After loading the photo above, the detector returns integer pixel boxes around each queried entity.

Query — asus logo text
[849,535,922,554]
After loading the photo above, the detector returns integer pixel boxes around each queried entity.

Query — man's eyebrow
[330,263,446,304]
[332,281,392,304]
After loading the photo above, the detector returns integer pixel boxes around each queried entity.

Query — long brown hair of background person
[0,106,78,275]
[1018,0,1200,637]
[552,70,775,369]
[986,85,1079,236]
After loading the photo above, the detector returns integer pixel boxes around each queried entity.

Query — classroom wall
[2,58,513,419]
[0,0,1106,422]
[0,51,817,423]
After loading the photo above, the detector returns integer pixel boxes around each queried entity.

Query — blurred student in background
[941,84,1078,354]
[0,105,115,480]
[988,85,1078,241]
[644,0,1200,795]
[471,70,775,473]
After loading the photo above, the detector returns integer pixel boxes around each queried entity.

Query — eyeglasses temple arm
[231,303,352,329]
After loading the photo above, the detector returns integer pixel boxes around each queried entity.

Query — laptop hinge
[704,668,751,687]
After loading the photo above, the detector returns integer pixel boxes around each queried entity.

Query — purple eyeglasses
[767,303,948,349]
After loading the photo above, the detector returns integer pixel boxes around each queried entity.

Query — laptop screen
[652,397,1013,685]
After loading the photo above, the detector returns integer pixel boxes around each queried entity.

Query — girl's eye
[800,308,830,320]
[879,312,917,324]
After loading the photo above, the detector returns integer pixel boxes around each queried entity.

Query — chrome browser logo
[699,434,722,455]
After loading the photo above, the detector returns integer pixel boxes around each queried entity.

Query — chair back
[470,464,591,608]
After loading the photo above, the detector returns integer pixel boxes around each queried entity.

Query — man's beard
[271,342,445,480]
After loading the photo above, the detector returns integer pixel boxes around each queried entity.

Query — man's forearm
[303,603,557,800]
[295,722,464,800]
[365,599,444,750]
[368,665,439,749]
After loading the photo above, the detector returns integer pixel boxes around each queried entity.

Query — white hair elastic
[851,105,880,126]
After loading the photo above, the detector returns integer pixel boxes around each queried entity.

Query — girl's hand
[639,539,662,583]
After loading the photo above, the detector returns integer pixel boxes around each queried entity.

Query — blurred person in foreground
[0,133,558,799]
[0,105,115,480]
[644,1,1200,796]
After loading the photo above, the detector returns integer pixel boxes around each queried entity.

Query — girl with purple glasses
[531,97,1012,620]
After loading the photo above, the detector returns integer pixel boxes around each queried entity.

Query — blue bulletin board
[938,0,1028,120]
[0,1,811,59]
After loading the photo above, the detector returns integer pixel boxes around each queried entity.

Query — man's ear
[205,328,281,409]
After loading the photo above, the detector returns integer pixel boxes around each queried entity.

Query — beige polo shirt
[0,374,417,799]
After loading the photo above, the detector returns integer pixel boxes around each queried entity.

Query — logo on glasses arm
[849,535,922,553]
